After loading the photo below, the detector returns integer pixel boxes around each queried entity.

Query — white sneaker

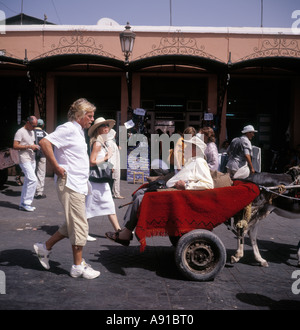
[70,259,100,279]
[87,234,97,242]
[19,203,36,212]
[33,242,51,270]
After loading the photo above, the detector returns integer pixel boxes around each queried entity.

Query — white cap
[241,125,257,134]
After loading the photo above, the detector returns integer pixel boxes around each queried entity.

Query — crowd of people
[11,97,299,280]
[104,123,259,246]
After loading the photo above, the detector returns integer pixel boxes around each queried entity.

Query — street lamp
[119,22,136,64]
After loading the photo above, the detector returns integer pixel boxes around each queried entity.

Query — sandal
[105,230,132,246]
[15,176,23,186]
[114,195,125,199]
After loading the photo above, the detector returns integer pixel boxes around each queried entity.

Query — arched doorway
[227,57,300,171]
[130,54,227,135]
[29,54,125,126]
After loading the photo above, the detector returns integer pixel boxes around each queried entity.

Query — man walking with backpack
[226,125,257,179]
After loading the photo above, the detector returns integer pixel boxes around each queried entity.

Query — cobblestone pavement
[0,176,299,311]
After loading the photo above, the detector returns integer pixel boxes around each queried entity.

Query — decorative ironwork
[238,38,300,61]
[135,32,222,62]
[33,31,119,60]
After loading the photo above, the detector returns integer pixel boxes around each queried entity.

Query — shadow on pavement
[0,248,69,276]
[236,293,300,310]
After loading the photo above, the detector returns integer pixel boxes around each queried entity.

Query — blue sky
[0,0,299,27]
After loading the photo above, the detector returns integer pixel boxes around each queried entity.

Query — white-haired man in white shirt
[33,98,100,280]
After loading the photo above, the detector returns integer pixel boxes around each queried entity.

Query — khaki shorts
[56,176,88,246]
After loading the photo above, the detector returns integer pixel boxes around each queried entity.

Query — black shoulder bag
[89,162,113,183]
[89,142,113,183]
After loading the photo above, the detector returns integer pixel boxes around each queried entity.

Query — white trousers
[35,157,46,195]
[112,168,121,197]
[19,161,37,205]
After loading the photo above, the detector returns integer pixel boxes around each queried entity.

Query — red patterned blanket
[135,181,260,251]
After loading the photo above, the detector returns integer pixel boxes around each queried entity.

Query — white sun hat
[88,117,116,137]
[241,125,257,134]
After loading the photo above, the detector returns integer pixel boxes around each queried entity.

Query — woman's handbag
[89,140,114,183]
[89,161,113,183]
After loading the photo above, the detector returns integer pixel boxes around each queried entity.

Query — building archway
[26,53,126,127]
[226,56,300,171]
[127,54,228,135]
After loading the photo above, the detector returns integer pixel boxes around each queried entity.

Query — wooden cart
[134,181,260,281]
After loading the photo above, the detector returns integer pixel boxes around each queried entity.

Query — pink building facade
[1,23,300,171]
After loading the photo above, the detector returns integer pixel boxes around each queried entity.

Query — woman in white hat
[85,117,121,241]
[226,125,257,179]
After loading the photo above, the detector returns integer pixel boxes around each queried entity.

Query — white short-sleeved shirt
[45,121,90,195]
[226,135,253,172]
[14,127,36,163]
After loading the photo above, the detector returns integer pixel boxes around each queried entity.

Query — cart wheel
[175,229,226,281]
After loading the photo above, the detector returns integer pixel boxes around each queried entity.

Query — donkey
[230,166,300,267]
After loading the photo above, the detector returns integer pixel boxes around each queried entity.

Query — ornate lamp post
[119,22,136,118]
[119,22,136,64]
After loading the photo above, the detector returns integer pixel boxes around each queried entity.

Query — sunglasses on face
[99,124,109,128]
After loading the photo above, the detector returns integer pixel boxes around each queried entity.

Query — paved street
[0,176,299,311]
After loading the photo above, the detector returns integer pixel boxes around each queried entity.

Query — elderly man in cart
[106,134,214,246]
